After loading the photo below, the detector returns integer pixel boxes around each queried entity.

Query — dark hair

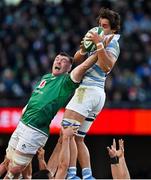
[97,8,120,33]
[32,169,52,179]
[59,52,74,64]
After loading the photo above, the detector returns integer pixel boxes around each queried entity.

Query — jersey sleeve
[106,39,120,60]
[63,74,79,91]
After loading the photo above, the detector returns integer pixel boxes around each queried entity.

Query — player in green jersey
[4,52,98,179]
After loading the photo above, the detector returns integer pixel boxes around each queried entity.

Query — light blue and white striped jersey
[81,34,120,89]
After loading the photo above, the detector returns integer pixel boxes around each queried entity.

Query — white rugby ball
[83,26,104,52]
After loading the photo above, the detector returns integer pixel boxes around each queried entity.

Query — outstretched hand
[85,31,104,45]
[37,147,45,160]
[85,31,114,48]
[61,126,75,137]
[107,139,124,158]
[79,38,87,54]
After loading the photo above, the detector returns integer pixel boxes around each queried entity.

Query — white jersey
[81,64,106,89]
[65,35,120,137]
[81,34,120,89]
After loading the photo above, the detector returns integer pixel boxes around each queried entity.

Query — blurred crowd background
[0,0,151,107]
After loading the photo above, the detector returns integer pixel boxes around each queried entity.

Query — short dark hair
[32,169,52,179]
[59,52,74,64]
[97,8,120,33]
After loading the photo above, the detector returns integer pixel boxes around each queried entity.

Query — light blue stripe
[85,73,105,82]
[106,39,120,59]
[92,64,106,77]
[81,82,104,88]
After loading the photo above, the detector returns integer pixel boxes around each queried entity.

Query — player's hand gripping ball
[83,26,104,52]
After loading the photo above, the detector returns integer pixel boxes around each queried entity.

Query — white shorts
[66,85,106,137]
[66,85,106,119]
[7,121,48,155]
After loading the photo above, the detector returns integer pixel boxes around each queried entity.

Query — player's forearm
[69,136,77,167]
[71,53,97,82]
[118,157,130,179]
[111,164,119,179]
[97,48,115,73]
[74,50,87,64]
[38,158,47,170]
[111,157,130,179]
[59,136,70,166]
[55,136,70,179]
[47,139,62,175]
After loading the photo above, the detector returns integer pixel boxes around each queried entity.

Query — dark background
[1,134,151,178]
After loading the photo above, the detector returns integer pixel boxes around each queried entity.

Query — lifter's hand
[85,31,104,45]
[37,147,45,160]
[61,126,75,137]
[79,38,87,55]
[74,38,87,63]
[85,31,114,48]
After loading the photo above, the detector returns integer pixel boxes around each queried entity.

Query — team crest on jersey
[38,80,46,88]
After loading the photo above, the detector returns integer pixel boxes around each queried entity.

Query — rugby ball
[83,26,104,52]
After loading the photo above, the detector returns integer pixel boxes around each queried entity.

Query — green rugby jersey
[21,73,79,136]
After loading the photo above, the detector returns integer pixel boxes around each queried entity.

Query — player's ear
[67,64,72,72]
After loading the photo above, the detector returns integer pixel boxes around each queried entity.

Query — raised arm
[37,148,47,170]
[66,135,79,179]
[96,35,117,73]
[74,39,88,65]
[107,139,130,179]
[71,53,97,83]
[85,32,116,73]
[69,136,77,168]
[22,162,32,179]
[55,127,74,179]
[117,139,130,179]
[47,136,62,176]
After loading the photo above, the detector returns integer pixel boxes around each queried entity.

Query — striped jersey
[81,34,120,89]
